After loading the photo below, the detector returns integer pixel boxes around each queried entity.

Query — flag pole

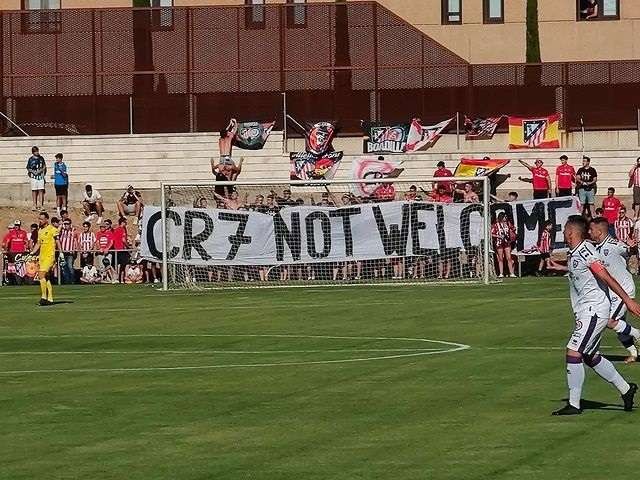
[456,111,460,150]
[637,108,640,147]
[282,91,288,154]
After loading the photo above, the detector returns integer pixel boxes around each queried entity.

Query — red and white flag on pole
[405,118,452,152]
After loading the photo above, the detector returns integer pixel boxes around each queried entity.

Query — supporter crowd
[5,147,640,284]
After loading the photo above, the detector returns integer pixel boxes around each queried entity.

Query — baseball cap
[437,161,445,167]
[13,220,21,226]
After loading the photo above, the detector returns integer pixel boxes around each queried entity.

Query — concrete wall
[1,130,639,208]
[5,0,640,63]
[4,1,639,64]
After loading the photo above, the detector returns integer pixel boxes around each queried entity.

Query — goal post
[148,177,493,290]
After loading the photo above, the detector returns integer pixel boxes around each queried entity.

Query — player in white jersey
[548,215,638,415]
[589,217,640,362]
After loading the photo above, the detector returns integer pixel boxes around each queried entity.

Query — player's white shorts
[610,294,628,321]
[30,178,45,191]
[567,312,608,355]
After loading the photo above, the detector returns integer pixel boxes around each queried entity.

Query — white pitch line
[0,334,470,374]
[0,348,441,355]
[0,333,459,341]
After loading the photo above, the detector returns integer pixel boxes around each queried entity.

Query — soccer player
[30,212,61,306]
[589,217,640,363]
[548,215,638,415]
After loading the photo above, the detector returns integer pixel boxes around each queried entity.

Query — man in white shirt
[548,215,639,415]
[82,184,104,225]
[589,217,640,362]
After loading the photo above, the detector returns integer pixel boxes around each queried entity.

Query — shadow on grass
[562,398,625,411]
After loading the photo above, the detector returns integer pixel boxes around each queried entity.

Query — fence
[0,3,639,136]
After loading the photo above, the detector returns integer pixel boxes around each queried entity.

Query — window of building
[577,0,619,21]
[21,0,61,34]
[287,0,306,28]
[442,0,462,25]
[483,0,504,24]
[151,0,173,30]
[245,0,265,29]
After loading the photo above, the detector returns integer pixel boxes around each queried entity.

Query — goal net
[143,178,493,289]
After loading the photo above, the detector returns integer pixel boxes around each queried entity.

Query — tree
[525,0,541,63]
[525,0,541,86]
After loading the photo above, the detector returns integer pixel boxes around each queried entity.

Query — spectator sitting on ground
[52,153,68,216]
[82,184,104,225]
[124,261,144,284]
[117,185,143,225]
[26,145,46,211]
[80,260,100,284]
[99,257,117,284]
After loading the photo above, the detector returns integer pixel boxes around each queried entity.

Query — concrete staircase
[1,131,639,206]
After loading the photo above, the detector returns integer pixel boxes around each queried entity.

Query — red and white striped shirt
[630,166,640,188]
[538,230,552,254]
[79,231,96,252]
[615,217,634,243]
[58,227,78,253]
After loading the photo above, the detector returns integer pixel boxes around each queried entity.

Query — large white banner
[140,197,580,265]
[492,196,580,253]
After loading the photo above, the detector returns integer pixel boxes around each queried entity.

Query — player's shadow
[40,300,74,306]
[562,398,625,411]
[602,354,636,363]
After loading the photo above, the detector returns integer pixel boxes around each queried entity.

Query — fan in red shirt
[111,217,130,282]
[429,185,453,203]
[602,187,622,236]
[555,155,576,197]
[433,161,453,194]
[518,159,550,199]
[2,220,28,254]
[95,223,114,271]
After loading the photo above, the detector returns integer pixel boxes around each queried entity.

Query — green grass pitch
[2,279,639,480]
